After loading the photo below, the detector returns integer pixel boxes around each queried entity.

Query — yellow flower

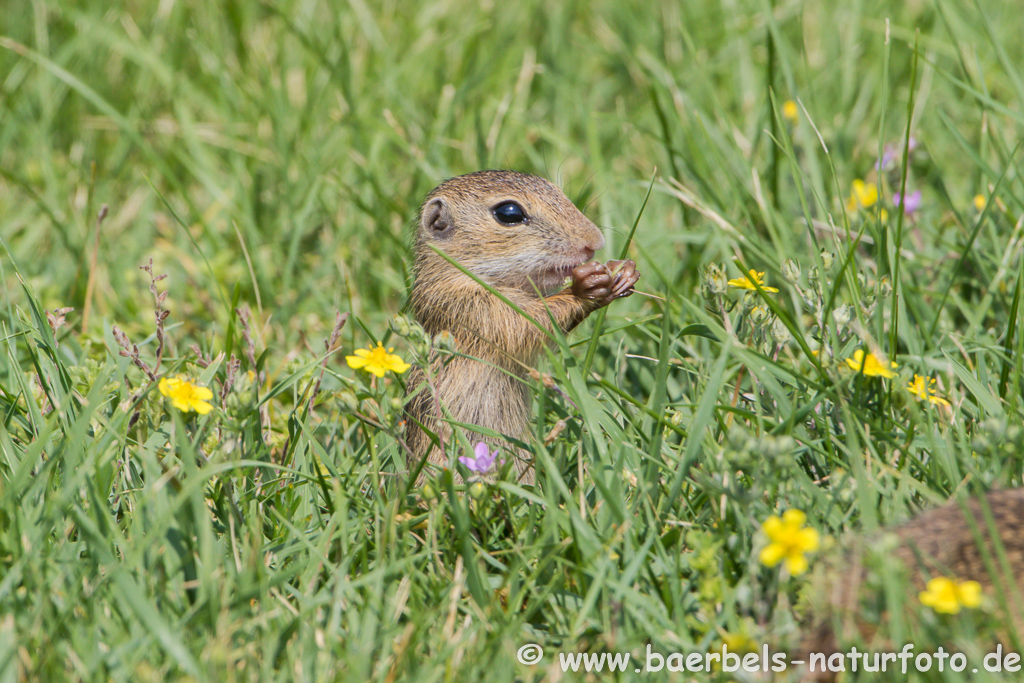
[727,270,779,293]
[846,179,879,212]
[918,577,982,614]
[906,374,951,406]
[158,376,214,415]
[973,194,987,211]
[759,509,820,576]
[346,342,411,378]
[782,99,799,122]
[844,349,898,378]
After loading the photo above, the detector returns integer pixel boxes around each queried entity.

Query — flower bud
[469,481,488,500]
[702,263,728,297]
[434,330,456,353]
[390,314,412,338]
[421,483,438,502]
[819,249,835,271]
[771,317,792,345]
[781,258,801,284]
[832,304,852,328]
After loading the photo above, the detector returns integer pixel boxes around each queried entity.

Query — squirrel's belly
[433,358,531,437]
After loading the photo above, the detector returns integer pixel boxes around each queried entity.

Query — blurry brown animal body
[800,489,1024,680]
[404,170,640,485]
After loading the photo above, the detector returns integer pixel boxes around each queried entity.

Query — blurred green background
[4,1,1024,681]
[5,0,996,346]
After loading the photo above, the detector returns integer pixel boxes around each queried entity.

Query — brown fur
[799,489,1024,680]
[404,170,640,485]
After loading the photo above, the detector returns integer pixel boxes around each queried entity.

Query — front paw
[605,260,640,300]
[570,260,640,305]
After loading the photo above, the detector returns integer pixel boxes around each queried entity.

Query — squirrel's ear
[422,197,454,238]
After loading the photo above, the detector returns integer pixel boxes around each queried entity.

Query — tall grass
[2,1,1024,680]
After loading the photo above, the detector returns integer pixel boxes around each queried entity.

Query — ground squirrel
[799,488,1024,680]
[404,170,640,486]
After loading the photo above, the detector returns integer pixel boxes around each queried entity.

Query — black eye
[492,201,527,225]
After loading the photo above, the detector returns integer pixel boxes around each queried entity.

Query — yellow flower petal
[762,515,782,536]
[919,577,960,614]
[919,577,981,614]
[782,100,799,122]
[727,270,779,293]
[856,180,878,208]
[957,580,982,608]
[759,543,786,567]
[158,375,214,414]
[847,179,879,211]
[191,398,214,415]
[346,355,368,369]
[158,376,180,396]
[797,527,820,552]
[760,509,819,575]
[785,553,809,576]
[781,509,806,527]
[845,349,898,378]
[346,342,411,377]
[906,374,951,406]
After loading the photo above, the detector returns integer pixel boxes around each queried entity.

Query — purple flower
[893,189,922,215]
[459,442,503,473]
[876,144,897,171]
[876,137,918,171]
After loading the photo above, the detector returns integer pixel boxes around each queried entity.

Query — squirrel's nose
[583,231,605,261]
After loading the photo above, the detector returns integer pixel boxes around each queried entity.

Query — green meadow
[2,0,1024,680]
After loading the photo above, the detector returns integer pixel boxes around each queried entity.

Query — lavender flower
[459,442,503,473]
[876,136,918,171]
[893,189,922,216]
[877,144,897,171]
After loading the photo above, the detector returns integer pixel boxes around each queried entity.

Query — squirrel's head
[414,170,605,295]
